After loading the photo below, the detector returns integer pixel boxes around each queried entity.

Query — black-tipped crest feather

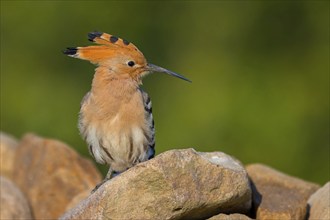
[63,47,77,56]
[88,31,103,42]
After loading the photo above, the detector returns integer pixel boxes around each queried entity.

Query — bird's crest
[63,31,145,66]
[64,31,191,83]
[87,32,138,50]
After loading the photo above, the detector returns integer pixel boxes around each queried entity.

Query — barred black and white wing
[140,89,155,160]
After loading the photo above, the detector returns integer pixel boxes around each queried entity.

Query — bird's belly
[82,117,150,172]
[79,88,154,172]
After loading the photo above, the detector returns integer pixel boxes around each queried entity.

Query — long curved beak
[147,63,192,83]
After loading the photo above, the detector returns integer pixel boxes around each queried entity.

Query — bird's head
[63,32,191,83]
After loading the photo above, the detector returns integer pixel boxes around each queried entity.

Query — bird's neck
[91,66,140,99]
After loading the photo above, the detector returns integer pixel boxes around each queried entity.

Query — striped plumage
[63,31,190,189]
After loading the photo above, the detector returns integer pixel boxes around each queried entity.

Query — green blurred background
[1,1,329,184]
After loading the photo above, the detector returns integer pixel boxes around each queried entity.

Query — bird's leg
[105,167,114,179]
[91,167,114,193]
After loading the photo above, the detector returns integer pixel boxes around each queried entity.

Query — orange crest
[64,31,191,83]
[64,32,147,68]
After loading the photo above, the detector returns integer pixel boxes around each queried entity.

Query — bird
[63,31,191,190]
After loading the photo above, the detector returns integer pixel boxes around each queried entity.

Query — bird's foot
[91,178,108,193]
[90,170,121,194]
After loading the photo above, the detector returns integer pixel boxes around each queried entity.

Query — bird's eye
[127,61,135,67]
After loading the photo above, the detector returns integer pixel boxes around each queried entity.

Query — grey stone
[0,176,33,219]
[0,132,19,178]
[61,149,252,220]
[208,213,253,220]
[12,133,102,219]
[308,182,330,220]
[247,163,320,220]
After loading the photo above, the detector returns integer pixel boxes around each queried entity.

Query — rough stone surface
[246,163,320,220]
[61,149,252,220]
[0,176,33,219]
[208,213,253,220]
[0,132,19,178]
[12,133,102,219]
[308,182,330,220]
[65,190,91,212]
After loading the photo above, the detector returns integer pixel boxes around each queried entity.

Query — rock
[246,164,320,220]
[65,190,91,212]
[0,132,19,178]
[208,213,253,220]
[12,133,102,219]
[61,149,252,220]
[0,176,33,219]
[308,182,330,220]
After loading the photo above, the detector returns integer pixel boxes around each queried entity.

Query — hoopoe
[63,31,190,189]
